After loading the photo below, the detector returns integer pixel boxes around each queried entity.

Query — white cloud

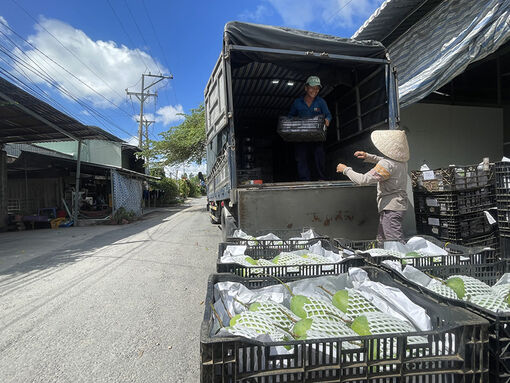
[155,104,185,126]
[239,5,273,22]
[126,135,139,146]
[13,17,166,108]
[252,0,384,30]
[0,16,11,36]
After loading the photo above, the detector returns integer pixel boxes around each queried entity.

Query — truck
[204,21,400,241]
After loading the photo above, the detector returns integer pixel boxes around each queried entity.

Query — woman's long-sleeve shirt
[342,153,408,212]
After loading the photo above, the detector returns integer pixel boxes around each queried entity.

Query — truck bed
[236,182,378,239]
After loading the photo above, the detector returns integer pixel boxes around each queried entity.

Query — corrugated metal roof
[5,143,74,159]
[0,76,124,144]
[232,61,335,120]
[353,0,444,46]
[8,150,157,180]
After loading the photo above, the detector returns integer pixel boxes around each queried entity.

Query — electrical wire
[0,31,135,138]
[325,0,356,24]
[0,24,135,120]
[10,0,130,104]
[0,40,134,137]
[122,0,162,75]
[141,0,178,107]
[105,0,150,72]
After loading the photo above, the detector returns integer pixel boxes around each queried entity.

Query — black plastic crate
[414,186,495,216]
[496,194,510,231]
[412,164,494,192]
[459,231,500,256]
[227,228,328,246]
[218,238,365,277]
[501,232,510,259]
[201,268,488,383]
[495,161,510,194]
[334,235,498,268]
[415,211,496,240]
[380,260,508,382]
[277,115,327,142]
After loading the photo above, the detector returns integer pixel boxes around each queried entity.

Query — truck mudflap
[236,182,378,239]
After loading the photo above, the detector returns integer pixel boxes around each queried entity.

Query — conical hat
[371,130,409,162]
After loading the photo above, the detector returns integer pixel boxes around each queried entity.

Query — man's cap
[305,76,321,87]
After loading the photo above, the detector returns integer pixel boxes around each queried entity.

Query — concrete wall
[401,103,504,171]
[36,140,122,168]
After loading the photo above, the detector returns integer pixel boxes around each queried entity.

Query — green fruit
[272,255,281,264]
[249,302,261,311]
[507,294,510,307]
[290,295,311,319]
[405,251,420,258]
[245,256,257,265]
[351,315,371,336]
[332,290,349,313]
[293,318,313,340]
[446,277,465,299]
[230,314,242,327]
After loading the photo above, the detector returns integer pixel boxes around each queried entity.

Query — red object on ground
[252,180,263,184]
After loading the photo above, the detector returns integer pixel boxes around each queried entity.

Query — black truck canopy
[224,21,387,60]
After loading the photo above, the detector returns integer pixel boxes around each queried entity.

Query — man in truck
[336,130,409,242]
[288,75,332,181]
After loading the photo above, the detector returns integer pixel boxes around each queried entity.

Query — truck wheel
[221,207,237,242]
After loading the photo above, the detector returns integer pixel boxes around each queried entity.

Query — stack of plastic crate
[495,162,510,258]
[411,164,499,254]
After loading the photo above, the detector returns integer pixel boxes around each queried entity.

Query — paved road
[0,197,220,382]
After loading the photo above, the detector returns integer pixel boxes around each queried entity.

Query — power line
[122,0,162,75]
[10,0,128,104]
[141,0,178,106]
[105,0,150,72]
[0,41,134,138]
[0,23,135,120]
[0,29,135,138]
[325,0,356,24]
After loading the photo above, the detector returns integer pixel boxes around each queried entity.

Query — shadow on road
[0,202,201,278]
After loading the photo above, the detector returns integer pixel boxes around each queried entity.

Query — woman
[336,130,409,242]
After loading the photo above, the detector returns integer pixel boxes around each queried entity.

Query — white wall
[401,103,504,171]
[36,140,122,168]
[400,103,503,235]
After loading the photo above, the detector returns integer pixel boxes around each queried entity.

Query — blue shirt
[288,96,332,122]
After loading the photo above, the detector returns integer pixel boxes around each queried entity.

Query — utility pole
[126,73,172,148]
[136,118,155,168]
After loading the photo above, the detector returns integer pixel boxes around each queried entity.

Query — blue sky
[0,0,384,173]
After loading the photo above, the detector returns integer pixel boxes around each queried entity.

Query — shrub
[154,178,180,204]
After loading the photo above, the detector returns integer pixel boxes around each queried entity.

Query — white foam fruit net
[344,289,378,319]
[491,284,510,299]
[250,301,300,328]
[470,294,510,313]
[300,317,360,349]
[273,252,316,266]
[427,282,458,299]
[228,311,291,342]
[448,275,492,299]
[302,297,351,322]
[362,312,426,345]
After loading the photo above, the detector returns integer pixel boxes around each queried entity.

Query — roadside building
[0,77,153,231]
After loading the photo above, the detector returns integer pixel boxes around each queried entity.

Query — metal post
[110,169,115,218]
[138,75,145,147]
[73,140,82,226]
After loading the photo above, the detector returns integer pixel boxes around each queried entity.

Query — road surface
[0,197,220,382]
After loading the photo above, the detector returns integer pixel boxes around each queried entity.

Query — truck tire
[221,206,237,242]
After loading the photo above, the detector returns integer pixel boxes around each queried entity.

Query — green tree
[153,104,206,166]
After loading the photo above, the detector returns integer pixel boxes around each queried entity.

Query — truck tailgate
[237,181,378,239]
